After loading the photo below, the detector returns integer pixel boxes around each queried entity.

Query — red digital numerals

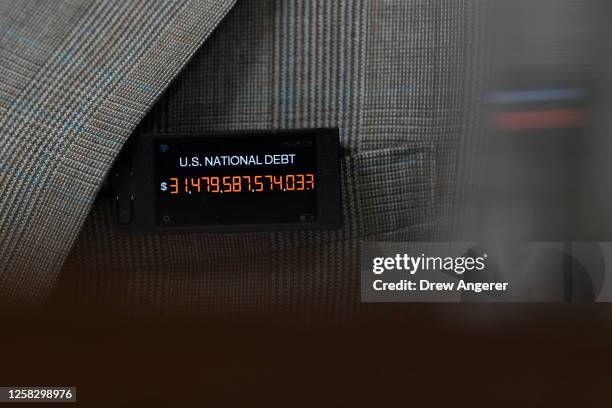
[163,174,315,195]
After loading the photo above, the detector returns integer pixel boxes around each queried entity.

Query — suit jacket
[0,0,483,314]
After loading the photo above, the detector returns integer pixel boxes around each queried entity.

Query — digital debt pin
[111,128,342,234]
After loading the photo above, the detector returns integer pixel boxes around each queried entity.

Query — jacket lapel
[0,0,238,305]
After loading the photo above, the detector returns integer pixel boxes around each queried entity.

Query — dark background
[2,304,612,406]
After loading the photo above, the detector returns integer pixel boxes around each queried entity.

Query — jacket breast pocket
[345,143,436,237]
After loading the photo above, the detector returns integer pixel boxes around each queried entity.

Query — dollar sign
[160,182,167,192]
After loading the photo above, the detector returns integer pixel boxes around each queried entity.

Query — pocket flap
[348,143,436,236]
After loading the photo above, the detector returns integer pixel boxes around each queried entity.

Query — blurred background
[465,0,612,241]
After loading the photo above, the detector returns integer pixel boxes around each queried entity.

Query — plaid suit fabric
[0,0,237,305]
[55,0,484,316]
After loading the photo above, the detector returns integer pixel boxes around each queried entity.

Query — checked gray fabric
[0,0,237,305]
[55,0,485,316]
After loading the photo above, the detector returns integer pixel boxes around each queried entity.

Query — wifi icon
[159,144,170,153]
